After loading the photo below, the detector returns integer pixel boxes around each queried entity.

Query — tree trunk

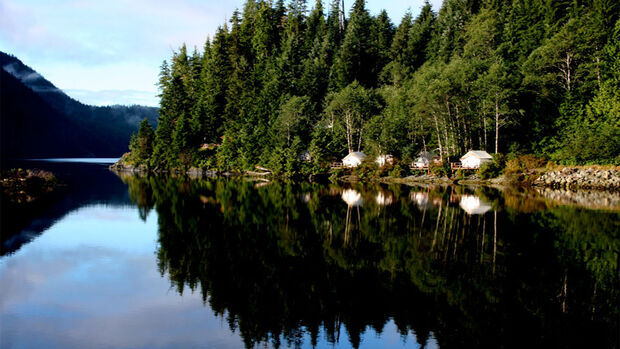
[420,122,427,152]
[566,52,572,92]
[493,210,497,274]
[495,96,500,154]
[345,111,353,153]
[340,0,345,30]
[357,127,362,152]
[433,113,443,161]
[596,56,601,89]
[483,100,488,151]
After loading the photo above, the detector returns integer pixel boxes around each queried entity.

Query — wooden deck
[409,165,430,175]
[330,162,344,169]
[450,162,479,172]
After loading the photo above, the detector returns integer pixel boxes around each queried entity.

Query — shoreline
[1,169,62,253]
[110,165,620,211]
[110,160,620,193]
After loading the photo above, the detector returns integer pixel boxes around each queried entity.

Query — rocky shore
[109,161,149,173]
[533,167,619,191]
[1,169,61,252]
[110,161,239,178]
[110,159,620,192]
[1,169,58,204]
[533,187,620,210]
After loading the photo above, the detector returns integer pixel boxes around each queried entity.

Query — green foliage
[388,163,404,178]
[548,19,620,165]
[134,0,619,172]
[128,118,155,166]
[478,153,506,179]
[505,154,547,174]
[353,160,380,180]
[118,176,620,349]
[478,162,497,179]
[324,82,382,154]
[430,161,449,177]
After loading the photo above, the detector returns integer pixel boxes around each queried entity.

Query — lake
[1,159,618,349]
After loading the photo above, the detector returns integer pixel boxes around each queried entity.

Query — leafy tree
[132,0,619,170]
[274,95,312,147]
[324,82,381,153]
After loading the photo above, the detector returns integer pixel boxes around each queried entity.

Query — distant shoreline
[109,159,619,192]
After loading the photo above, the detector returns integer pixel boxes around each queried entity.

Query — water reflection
[375,191,394,206]
[117,175,618,349]
[342,189,363,207]
[458,195,492,215]
[1,159,130,255]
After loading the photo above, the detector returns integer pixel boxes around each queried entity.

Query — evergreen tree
[129,118,155,165]
[135,0,619,170]
[372,10,394,85]
[407,1,436,71]
[331,0,376,88]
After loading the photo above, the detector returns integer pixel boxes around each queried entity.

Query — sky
[0,0,443,107]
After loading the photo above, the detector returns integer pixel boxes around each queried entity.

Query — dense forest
[0,52,158,162]
[130,0,619,173]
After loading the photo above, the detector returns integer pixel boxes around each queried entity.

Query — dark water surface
[1,160,618,349]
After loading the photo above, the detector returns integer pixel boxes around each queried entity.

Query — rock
[187,168,204,178]
[534,167,619,191]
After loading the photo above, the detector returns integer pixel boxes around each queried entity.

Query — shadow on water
[117,174,618,349]
[1,159,130,254]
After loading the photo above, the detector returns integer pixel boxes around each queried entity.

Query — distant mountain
[0,52,158,163]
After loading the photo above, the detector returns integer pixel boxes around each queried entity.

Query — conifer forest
[130,0,620,173]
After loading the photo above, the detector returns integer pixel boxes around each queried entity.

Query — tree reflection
[120,175,619,349]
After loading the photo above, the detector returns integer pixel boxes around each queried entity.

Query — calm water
[1,160,618,349]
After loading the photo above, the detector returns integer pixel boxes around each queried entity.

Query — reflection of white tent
[459,195,492,215]
[376,192,394,206]
[460,150,492,169]
[301,193,311,203]
[341,189,364,207]
[342,152,366,168]
[410,192,430,207]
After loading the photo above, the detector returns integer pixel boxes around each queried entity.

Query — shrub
[354,161,380,179]
[329,168,345,181]
[376,162,393,177]
[478,162,498,179]
[505,154,547,174]
[478,153,507,179]
[430,162,449,177]
[389,164,404,178]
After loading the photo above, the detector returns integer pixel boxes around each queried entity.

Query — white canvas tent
[460,150,493,169]
[342,152,366,168]
[375,154,394,167]
[413,151,438,168]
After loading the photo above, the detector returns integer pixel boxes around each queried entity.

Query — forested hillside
[0,52,158,161]
[135,0,619,172]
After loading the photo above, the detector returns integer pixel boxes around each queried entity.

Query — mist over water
[1,161,618,348]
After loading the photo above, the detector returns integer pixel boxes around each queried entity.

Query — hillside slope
[0,52,158,161]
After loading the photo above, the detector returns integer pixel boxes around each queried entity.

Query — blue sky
[0,0,442,107]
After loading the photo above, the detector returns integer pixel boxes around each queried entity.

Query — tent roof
[460,150,492,160]
[343,152,366,160]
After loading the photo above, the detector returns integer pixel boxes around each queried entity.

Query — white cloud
[0,0,446,107]
[65,89,158,107]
